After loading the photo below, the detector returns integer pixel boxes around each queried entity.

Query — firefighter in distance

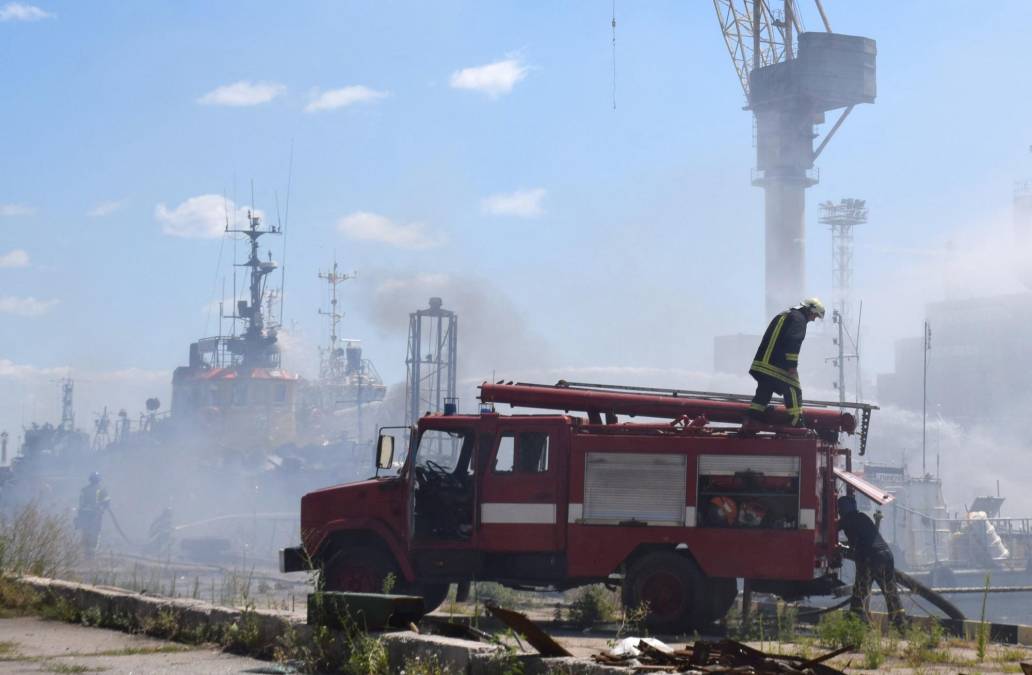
[747,298,825,427]
[75,472,109,557]
[838,495,907,631]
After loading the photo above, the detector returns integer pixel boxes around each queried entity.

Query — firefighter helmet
[708,496,738,526]
[89,471,101,484]
[800,297,826,319]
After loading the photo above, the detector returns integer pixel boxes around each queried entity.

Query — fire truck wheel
[401,582,450,613]
[323,545,399,594]
[623,551,709,633]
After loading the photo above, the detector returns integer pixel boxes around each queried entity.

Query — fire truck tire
[323,544,399,594]
[623,551,722,633]
[402,582,450,613]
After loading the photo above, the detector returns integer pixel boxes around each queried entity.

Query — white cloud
[0,296,58,317]
[0,249,29,268]
[0,3,53,21]
[481,188,546,218]
[88,199,126,217]
[305,85,388,113]
[0,358,66,379]
[449,58,528,98]
[155,194,258,239]
[197,80,285,107]
[0,204,35,217]
[337,211,443,249]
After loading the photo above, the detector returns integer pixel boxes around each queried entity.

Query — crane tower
[714,1,876,318]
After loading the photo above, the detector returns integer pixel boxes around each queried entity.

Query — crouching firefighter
[747,298,825,427]
[838,495,907,632]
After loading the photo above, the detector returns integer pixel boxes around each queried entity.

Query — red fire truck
[281,381,890,631]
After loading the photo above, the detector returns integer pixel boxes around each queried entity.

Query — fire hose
[893,569,965,621]
[103,504,133,545]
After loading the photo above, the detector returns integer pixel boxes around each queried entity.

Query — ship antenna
[279,140,293,325]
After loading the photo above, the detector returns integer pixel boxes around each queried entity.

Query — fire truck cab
[282,381,886,632]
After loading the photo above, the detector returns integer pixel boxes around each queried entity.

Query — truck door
[478,419,566,558]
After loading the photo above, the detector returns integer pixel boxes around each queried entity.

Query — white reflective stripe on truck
[568,503,583,523]
[799,508,816,529]
[481,502,557,524]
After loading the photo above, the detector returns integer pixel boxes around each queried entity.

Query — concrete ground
[0,617,280,674]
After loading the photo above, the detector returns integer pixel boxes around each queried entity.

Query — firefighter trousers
[851,550,906,631]
[748,373,802,425]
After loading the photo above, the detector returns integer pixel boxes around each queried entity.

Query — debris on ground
[593,638,851,674]
[484,604,572,657]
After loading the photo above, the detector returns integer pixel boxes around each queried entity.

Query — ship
[0,209,390,564]
[856,461,1032,624]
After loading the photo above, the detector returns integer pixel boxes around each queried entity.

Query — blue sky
[3,1,1032,432]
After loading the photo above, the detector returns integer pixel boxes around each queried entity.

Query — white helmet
[800,297,826,319]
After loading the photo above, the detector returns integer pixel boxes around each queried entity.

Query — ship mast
[317,259,354,379]
[225,211,281,368]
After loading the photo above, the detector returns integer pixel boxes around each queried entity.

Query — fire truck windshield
[414,428,472,474]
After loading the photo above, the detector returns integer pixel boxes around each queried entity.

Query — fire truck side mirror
[376,434,395,470]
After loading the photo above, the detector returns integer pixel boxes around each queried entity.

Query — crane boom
[712,0,787,101]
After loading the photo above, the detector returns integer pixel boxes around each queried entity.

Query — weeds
[977,572,991,662]
[39,596,80,623]
[78,606,103,628]
[775,602,798,643]
[566,585,618,628]
[815,610,865,650]
[0,501,80,578]
[141,608,180,640]
[0,576,41,617]
[342,630,388,674]
[860,626,888,669]
[219,604,264,656]
[616,601,650,639]
[474,582,517,608]
[399,653,446,675]
[902,620,948,667]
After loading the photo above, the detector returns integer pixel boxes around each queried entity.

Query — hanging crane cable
[611,0,617,110]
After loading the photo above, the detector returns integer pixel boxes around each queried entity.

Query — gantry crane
[712,1,875,318]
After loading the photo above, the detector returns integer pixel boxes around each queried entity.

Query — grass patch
[45,664,109,673]
[0,641,19,656]
[87,645,194,657]
[994,646,1030,663]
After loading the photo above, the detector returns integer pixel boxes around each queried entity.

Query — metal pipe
[479,382,856,434]
[813,0,832,32]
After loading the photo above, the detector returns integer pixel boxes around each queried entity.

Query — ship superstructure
[300,259,386,443]
[170,211,300,452]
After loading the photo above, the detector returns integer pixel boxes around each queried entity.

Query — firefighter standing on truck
[837,495,907,631]
[747,298,825,427]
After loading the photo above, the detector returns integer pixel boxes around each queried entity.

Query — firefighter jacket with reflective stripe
[750,308,807,386]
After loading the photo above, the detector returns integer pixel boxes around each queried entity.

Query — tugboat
[170,211,300,458]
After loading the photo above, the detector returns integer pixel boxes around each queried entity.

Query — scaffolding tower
[405,298,458,427]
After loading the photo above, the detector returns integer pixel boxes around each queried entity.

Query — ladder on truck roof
[478,380,877,456]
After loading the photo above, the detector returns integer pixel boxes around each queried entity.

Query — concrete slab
[0,617,275,674]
